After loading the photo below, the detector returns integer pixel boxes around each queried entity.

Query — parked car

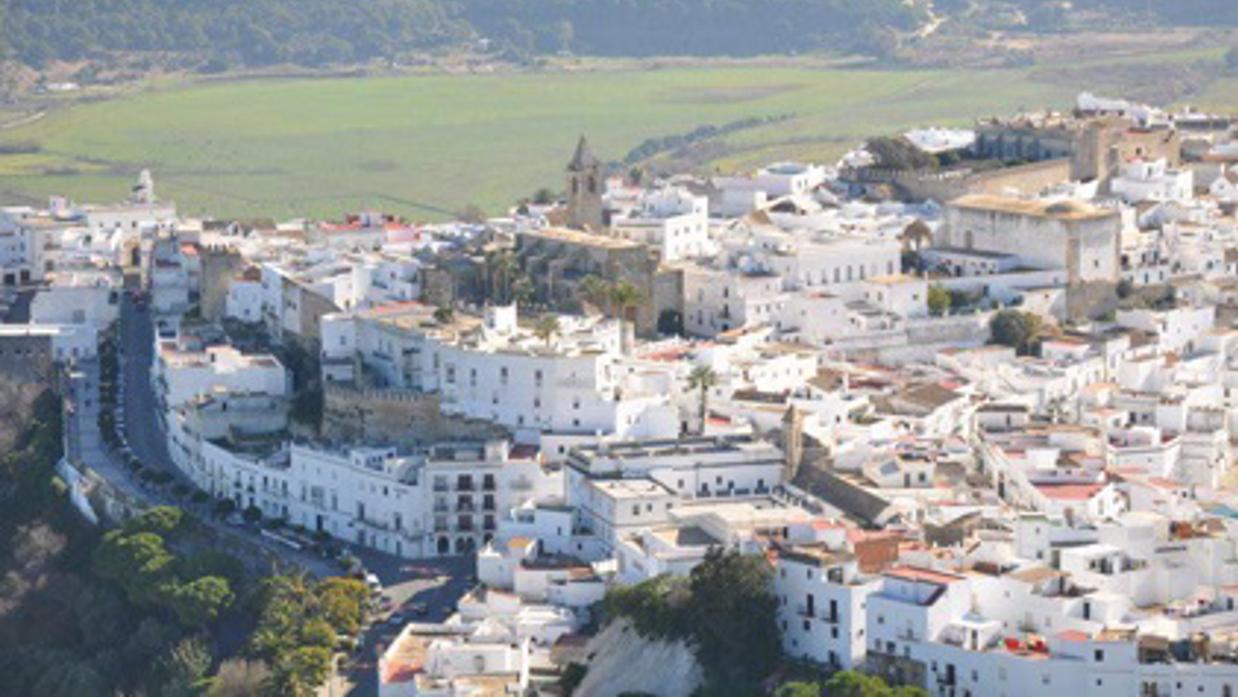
[365,572,383,595]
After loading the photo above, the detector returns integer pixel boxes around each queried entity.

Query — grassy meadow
[0,50,1233,220]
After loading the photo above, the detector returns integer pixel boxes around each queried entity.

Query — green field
[0,53,1233,221]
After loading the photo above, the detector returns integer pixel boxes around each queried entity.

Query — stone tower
[566,135,604,231]
[782,404,805,483]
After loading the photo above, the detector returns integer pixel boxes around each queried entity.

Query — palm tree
[511,276,535,308]
[609,281,643,326]
[485,250,519,304]
[533,314,560,348]
[686,365,718,435]
[579,275,611,316]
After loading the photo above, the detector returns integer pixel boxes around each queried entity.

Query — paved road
[325,554,476,697]
[97,298,476,697]
[119,296,175,478]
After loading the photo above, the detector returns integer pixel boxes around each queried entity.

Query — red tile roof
[1034,483,1106,501]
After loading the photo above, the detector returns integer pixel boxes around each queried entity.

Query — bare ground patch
[1028,58,1224,105]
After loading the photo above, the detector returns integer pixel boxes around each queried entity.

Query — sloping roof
[793,463,892,527]
[950,193,1115,221]
[567,135,600,172]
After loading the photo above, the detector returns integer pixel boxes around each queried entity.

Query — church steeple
[565,135,604,231]
[567,135,599,173]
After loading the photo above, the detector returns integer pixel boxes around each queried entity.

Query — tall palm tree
[485,250,519,304]
[511,276,535,308]
[609,281,643,326]
[533,314,560,348]
[686,365,718,435]
[579,275,611,316]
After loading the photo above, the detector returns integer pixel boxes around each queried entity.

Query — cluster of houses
[4,92,1238,697]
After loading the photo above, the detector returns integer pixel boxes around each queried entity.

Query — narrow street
[56,297,477,697]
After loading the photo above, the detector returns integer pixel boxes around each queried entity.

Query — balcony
[457,501,476,512]
[456,480,475,492]
[432,482,449,492]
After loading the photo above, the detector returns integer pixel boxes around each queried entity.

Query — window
[1094,650,1105,662]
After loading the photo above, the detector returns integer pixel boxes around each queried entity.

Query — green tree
[318,577,368,635]
[926,284,950,316]
[603,574,691,639]
[154,636,214,697]
[29,659,108,697]
[866,136,936,171]
[164,576,235,627]
[822,670,893,697]
[299,618,337,650]
[534,314,561,347]
[433,305,455,324]
[126,505,185,536]
[512,276,536,307]
[264,646,332,697]
[610,281,643,326]
[774,682,821,697]
[485,250,520,304]
[93,530,175,604]
[579,275,611,315]
[687,548,780,688]
[989,309,1044,356]
[686,365,718,435]
[207,658,270,697]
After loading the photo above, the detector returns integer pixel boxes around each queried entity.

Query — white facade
[1111,158,1194,204]
[775,546,879,670]
[612,186,711,262]
[153,342,288,408]
[0,213,45,286]
[321,305,678,448]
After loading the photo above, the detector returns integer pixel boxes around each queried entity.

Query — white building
[321,304,678,450]
[775,543,880,670]
[153,340,288,409]
[1111,158,1194,204]
[29,270,121,328]
[0,211,46,286]
[612,186,711,262]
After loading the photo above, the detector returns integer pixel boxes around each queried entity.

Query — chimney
[620,320,635,357]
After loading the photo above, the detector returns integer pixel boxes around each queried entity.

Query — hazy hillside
[0,0,1234,70]
[2,0,466,68]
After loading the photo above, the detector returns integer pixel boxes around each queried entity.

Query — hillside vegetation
[5,0,1234,71]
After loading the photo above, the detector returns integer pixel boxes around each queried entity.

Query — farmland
[0,49,1233,220]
